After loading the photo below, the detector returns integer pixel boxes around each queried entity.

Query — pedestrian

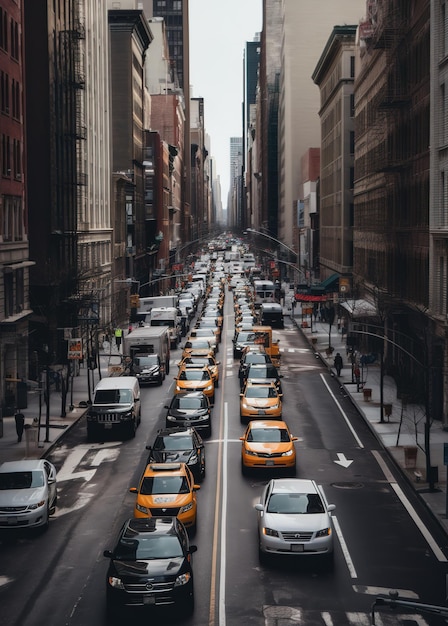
[354,366,361,391]
[114,327,123,350]
[333,352,343,376]
[15,411,25,442]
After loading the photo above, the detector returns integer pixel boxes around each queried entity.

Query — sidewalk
[2,319,448,539]
[286,302,448,536]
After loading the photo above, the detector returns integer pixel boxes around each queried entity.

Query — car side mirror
[146,445,152,450]
[239,436,245,441]
[193,485,201,491]
[103,549,114,559]
[254,503,264,512]
[129,487,138,493]
[189,545,198,554]
[327,504,336,512]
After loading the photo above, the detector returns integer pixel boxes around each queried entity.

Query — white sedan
[0,459,57,531]
[255,478,335,563]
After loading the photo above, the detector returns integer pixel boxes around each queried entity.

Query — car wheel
[215,379,219,388]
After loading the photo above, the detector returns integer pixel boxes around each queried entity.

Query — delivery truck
[149,306,182,348]
[122,326,171,385]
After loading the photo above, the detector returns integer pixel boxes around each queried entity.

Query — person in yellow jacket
[114,327,123,350]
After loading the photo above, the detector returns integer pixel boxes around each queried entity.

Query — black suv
[146,427,206,482]
[239,351,273,388]
[104,517,197,618]
[165,391,212,437]
[244,363,283,394]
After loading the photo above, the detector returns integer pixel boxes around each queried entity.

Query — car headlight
[263,527,279,537]
[205,384,213,391]
[176,385,182,391]
[135,502,149,514]
[271,403,279,410]
[174,572,192,587]
[316,527,331,537]
[28,499,46,510]
[281,449,294,457]
[241,402,249,409]
[179,502,193,513]
[245,448,258,456]
[188,454,198,464]
[108,576,125,589]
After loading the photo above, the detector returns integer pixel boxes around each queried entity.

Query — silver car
[255,478,335,563]
[0,459,57,530]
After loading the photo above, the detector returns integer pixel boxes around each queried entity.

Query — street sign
[68,338,83,360]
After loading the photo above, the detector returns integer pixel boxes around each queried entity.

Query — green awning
[310,273,339,293]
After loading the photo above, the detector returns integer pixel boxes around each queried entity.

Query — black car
[232,330,258,359]
[165,391,212,437]
[239,351,274,387]
[104,517,197,618]
[146,427,206,482]
[244,363,283,394]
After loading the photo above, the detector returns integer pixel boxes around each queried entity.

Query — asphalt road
[1,291,448,626]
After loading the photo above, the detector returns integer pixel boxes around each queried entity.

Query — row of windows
[0,8,20,60]
[1,194,24,243]
[1,134,22,179]
[1,71,21,118]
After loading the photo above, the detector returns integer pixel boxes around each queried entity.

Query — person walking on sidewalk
[333,352,343,376]
[14,411,25,442]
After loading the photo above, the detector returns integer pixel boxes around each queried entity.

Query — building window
[0,8,7,52]
[172,0,182,9]
[349,130,355,155]
[13,138,21,179]
[350,93,355,118]
[11,79,19,119]
[1,71,9,113]
[10,18,19,60]
[4,271,13,317]
[2,195,23,242]
[350,55,355,78]
[2,134,11,176]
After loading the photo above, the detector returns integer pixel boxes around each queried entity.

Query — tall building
[0,0,32,414]
[229,137,243,228]
[277,0,364,248]
[312,25,357,282]
[243,37,260,230]
[143,0,191,243]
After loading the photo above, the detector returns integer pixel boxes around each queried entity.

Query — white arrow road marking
[52,492,95,518]
[57,445,120,482]
[334,452,353,468]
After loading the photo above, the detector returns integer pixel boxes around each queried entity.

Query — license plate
[258,410,266,415]
[265,460,275,466]
[7,517,17,525]
[104,423,112,429]
[291,544,304,552]
[143,595,156,605]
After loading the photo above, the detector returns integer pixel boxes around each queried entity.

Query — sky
[189,0,262,209]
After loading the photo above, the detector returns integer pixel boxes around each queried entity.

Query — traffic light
[130,294,140,308]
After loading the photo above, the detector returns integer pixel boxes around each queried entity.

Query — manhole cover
[331,482,364,489]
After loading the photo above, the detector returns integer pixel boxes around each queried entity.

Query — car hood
[244,399,278,408]
[245,442,292,454]
[167,408,208,418]
[150,450,194,464]
[135,365,159,374]
[262,512,330,532]
[0,487,47,506]
[112,557,184,578]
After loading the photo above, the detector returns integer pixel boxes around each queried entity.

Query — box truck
[149,307,182,348]
[122,326,171,385]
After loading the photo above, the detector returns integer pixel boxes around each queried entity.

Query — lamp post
[246,228,305,286]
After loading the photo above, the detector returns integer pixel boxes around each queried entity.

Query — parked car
[254,478,335,563]
[130,462,200,531]
[0,459,57,531]
[103,517,197,617]
[240,420,297,474]
[165,391,212,437]
[146,426,206,482]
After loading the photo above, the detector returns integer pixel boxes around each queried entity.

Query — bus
[253,280,276,309]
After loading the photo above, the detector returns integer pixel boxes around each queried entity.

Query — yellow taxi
[240,381,282,422]
[129,462,200,530]
[177,355,220,387]
[240,420,298,474]
[174,363,215,402]
[181,338,217,359]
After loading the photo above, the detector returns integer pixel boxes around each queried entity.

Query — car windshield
[140,475,190,495]
[154,435,193,451]
[245,387,277,399]
[248,367,277,379]
[267,493,324,515]
[0,470,45,490]
[116,535,183,560]
[185,341,209,349]
[134,355,158,367]
[244,355,269,365]
[247,428,290,442]
[94,389,132,404]
[179,370,210,381]
[174,397,205,409]
[236,332,256,342]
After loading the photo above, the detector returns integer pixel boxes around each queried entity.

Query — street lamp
[246,228,306,284]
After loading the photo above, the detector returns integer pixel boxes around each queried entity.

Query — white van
[86,376,141,441]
